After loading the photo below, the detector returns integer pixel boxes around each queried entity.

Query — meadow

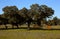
[0,24,60,39]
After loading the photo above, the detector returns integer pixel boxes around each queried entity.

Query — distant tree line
[47,17,60,26]
[0,4,54,29]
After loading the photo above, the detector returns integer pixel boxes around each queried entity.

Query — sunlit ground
[0,24,60,39]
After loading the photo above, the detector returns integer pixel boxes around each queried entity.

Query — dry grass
[0,25,60,39]
[0,29,60,39]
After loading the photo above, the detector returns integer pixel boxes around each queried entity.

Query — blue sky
[0,0,60,18]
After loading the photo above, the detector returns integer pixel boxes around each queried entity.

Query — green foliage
[0,4,55,28]
[47,17,60,25]
[30,4,54,26]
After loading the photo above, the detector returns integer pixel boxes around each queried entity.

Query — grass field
[0,25,60,39]
[0,29,60,39]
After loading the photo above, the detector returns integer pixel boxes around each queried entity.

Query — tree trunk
[37,19,42,28]
[12,25,14,29]
[16,24,19,28]
[27,23,30,30]
[5,25,7,29]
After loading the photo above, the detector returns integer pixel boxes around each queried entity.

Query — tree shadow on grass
[0,27,27,30]
[30,28,60,30]
[0,27,60,30]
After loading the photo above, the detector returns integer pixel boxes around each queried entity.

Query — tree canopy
[0,4,55,29]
